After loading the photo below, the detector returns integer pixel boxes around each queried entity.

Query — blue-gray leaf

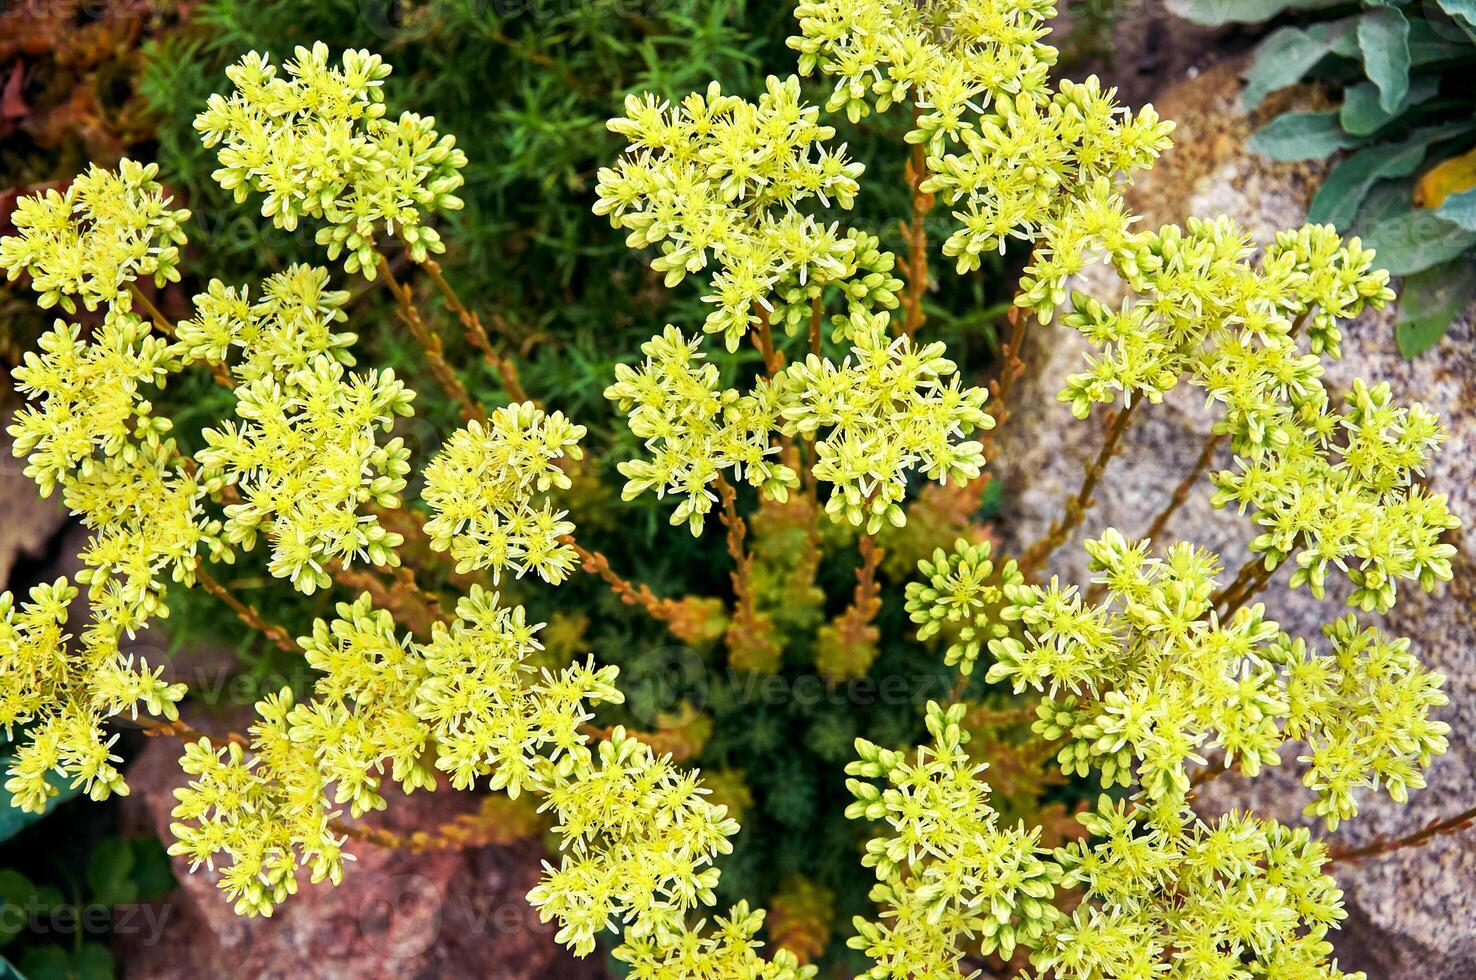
[1309,121,1476,228]
[1249,111,1361,160]
[1366,211,1476,274]
[1358,7,1412,113]
[1169,0,1346,27]
[1395,259,1476,357]
[1436,187,1476,230]
[1340,74,1440,136]
[1243,20,1357,110]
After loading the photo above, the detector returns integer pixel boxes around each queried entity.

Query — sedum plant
[0,3,1468,978]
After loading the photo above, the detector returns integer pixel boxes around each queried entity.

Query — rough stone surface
[0,428,68,589]
[991,59,1476,978]
[115,734,605,980]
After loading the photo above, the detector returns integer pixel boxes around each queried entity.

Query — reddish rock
[115,735,605,980]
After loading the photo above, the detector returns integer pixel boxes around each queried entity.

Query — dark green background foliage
[1172,0,1476,355]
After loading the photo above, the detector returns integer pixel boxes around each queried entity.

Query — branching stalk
[900,117,935,337]
[1329,805,1476,863]
[419,257,532,404]
[375,254,483,424]
[1020,399,1139,577]
[195,565,299,654]
[565,536,694,630]
[1143,432,1227,546]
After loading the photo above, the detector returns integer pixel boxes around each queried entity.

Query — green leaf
[1434,0,1476,29]
[1407,19,1475,65]
[1365,210,1476,274]
[1358,7,1412,113]
[1437,186,1476,229]
[1395,259,1476,356]
[1168,0,1346,27]
[1243,21,1356,111]
[17,948,67,980]
[85,838,137,909]
[1308,122,1476,227]
[16,944,111,980]
[0,872,35,948]
[1340,74,1440,136]
[67,945,111,980]
[0,756,81,844]
[1249,111,1360,160]
[126,838,176,902]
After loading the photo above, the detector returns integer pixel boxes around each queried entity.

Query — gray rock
[991,59,1476,978]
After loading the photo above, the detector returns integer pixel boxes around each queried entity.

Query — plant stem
[848,533,884,628]
[809,294,823,358]
[1143,432,1226,545]
[982,306,1029,464]
[1329,805,1476,863]
[715,474,760,625]
[128,284,174,337]
[140,717,248,748]
[565,536,694,631]
[375,254,483,424]
[130,283,237,389]
[333,563,444,638]
[900,116,935,338]
[419,257,531,404]
[195,565,298,654]
[1212,556,1278,618]
[1189,754,1230,789]
[751,303,784,376]
[1020,399,1139,577]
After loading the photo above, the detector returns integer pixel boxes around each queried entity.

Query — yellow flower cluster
[768,229,903,342]
[1216,378,1457,614]
[177,263,358,385]
[292,594,437,813]
[605,326,798,535]
[1039,210,1453,612]
[1036,798,1357,979]
[197,357,414,593]
[846,702,1061,975]
[10,309,178,496]
[416,586,622,796]
[1047,217,1391,423]
[0,159,189,313]
[1,579,185,814]
[169,693,350,916]
[529,728,741,956]
[195,44,466,276]
[790,0,1056,132]
[594,77,865,349]
[613,903,815,979]
[10,309,225,632]
[905,537,1022,677]
[421,403,586,583]
[981,531,1448,825]
[779,315,993,533]
[790,0,1172,273]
